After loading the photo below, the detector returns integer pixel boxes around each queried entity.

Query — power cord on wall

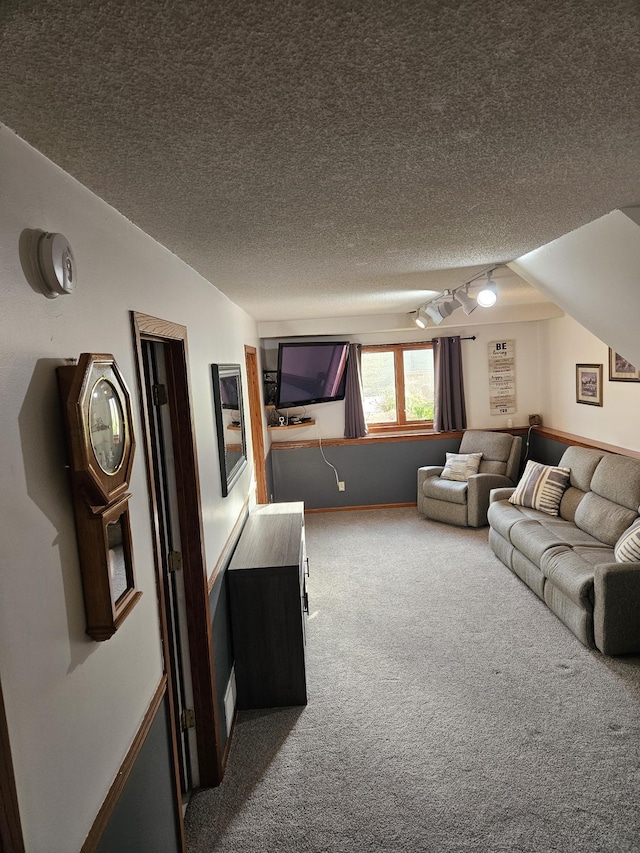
[314,423,341,489]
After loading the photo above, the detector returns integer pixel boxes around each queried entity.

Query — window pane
[403,348,434,421]
[361,351,397,423]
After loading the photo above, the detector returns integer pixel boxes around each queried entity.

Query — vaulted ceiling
[0,0,638,324]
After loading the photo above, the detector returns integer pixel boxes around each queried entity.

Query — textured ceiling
[0,0,638,322]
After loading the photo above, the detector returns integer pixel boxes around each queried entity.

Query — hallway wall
[0,125,258,852]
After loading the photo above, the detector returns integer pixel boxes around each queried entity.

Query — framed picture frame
[576,363,603,407]
[211,363,248,497]
[608,348,640,382]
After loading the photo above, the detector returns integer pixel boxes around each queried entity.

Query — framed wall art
[608,348,640,382]
[576,363,603,407]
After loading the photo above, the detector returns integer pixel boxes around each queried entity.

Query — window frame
[361,342,435,432]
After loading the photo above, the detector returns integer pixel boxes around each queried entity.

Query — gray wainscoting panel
[96,694,180,853]
[272,436,462,509]
[529,433,569,466]
[210,568,233,755]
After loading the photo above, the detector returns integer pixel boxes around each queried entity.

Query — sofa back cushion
[558,446,604,491]
[557,446,604,523]
[591,454,640,510]
[574,493,638,546]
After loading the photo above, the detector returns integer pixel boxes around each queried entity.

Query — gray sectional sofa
[488,445,640,655]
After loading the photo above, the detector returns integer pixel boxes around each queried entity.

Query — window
[361,343,434,430]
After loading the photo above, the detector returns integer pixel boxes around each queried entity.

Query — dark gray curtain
[344,343,368,438]
[433,335,467,432]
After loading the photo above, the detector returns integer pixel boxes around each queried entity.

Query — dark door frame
[0,676,24,853]
[131,312,224,793]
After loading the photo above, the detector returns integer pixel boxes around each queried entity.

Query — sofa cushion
[541,547,594,609]
[509,520,573,566]
[535,517,605,547]
[487,500,550,541]
[574,492,638,547]
[422,477,469,505]
[440,452,482,482]
[540,544,613,609]
[615,519,640,563]
[509,460,571,516]
[558,486,587,523]
[558,446,604,492]
[591,454,640,510]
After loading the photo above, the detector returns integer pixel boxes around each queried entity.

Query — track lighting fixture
[476,272,498,307]
[410,265,502,327]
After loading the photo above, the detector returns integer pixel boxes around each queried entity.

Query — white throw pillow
[440,452,483,482]
[614,518,640,563]
[508,460,571,516]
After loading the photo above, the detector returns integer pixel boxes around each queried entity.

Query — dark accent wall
[209,567,234,757]
[271,436,462,508]
[96,695,180,853]
[529,432,570,466]
[266,447,275,503]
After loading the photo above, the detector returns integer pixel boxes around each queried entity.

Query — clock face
[89,378,125,474]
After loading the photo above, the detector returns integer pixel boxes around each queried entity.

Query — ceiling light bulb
[414,307,429,328]
[477,275,497,308]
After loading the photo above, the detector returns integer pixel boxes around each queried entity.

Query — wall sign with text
[488,340,516,415]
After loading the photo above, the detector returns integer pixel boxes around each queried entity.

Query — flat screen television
[275,341,349,408]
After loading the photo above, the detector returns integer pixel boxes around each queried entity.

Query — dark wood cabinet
[228,502,308,709]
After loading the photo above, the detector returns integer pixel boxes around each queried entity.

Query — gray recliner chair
[417,430,522,528]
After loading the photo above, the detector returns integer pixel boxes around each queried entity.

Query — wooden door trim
[131,312,223,794]
[0,677,24,853]
[244,346,268,504]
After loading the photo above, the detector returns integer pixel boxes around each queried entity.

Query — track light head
[414,307,429,329]
[451,288,477,315]
[425,302,453,325]
[477,273,498,308]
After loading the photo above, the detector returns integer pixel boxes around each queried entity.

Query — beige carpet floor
[185,508,640,852]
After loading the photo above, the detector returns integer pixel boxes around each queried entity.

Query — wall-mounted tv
[275,341,349,408]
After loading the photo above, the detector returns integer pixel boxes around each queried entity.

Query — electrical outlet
[338,481,346,491]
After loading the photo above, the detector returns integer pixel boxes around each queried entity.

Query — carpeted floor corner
[185,508,640,852]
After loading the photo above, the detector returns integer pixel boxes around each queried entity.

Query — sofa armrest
[594,561,640,655]
[467,474,513,527]
[490,487,516,504]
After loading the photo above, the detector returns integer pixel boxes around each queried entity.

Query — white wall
[510,208,640,368]
[0,126,259,852]
[540,314,640,452]
[264,320,545,441]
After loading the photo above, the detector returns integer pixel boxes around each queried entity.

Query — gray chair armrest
[417,466,444,516]
[467,474,512,527]
[490,487,516,504]
[417,465,444,490]
[594,561,640,655]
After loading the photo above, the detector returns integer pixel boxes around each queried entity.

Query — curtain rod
[432,335,477,342]
[362,336,476,349]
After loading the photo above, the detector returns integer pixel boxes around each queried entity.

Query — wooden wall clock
[57,354,141,640]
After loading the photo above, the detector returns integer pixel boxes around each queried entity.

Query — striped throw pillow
[615,519,640,563]
[508,460,571,516]
[441,452,483,482]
